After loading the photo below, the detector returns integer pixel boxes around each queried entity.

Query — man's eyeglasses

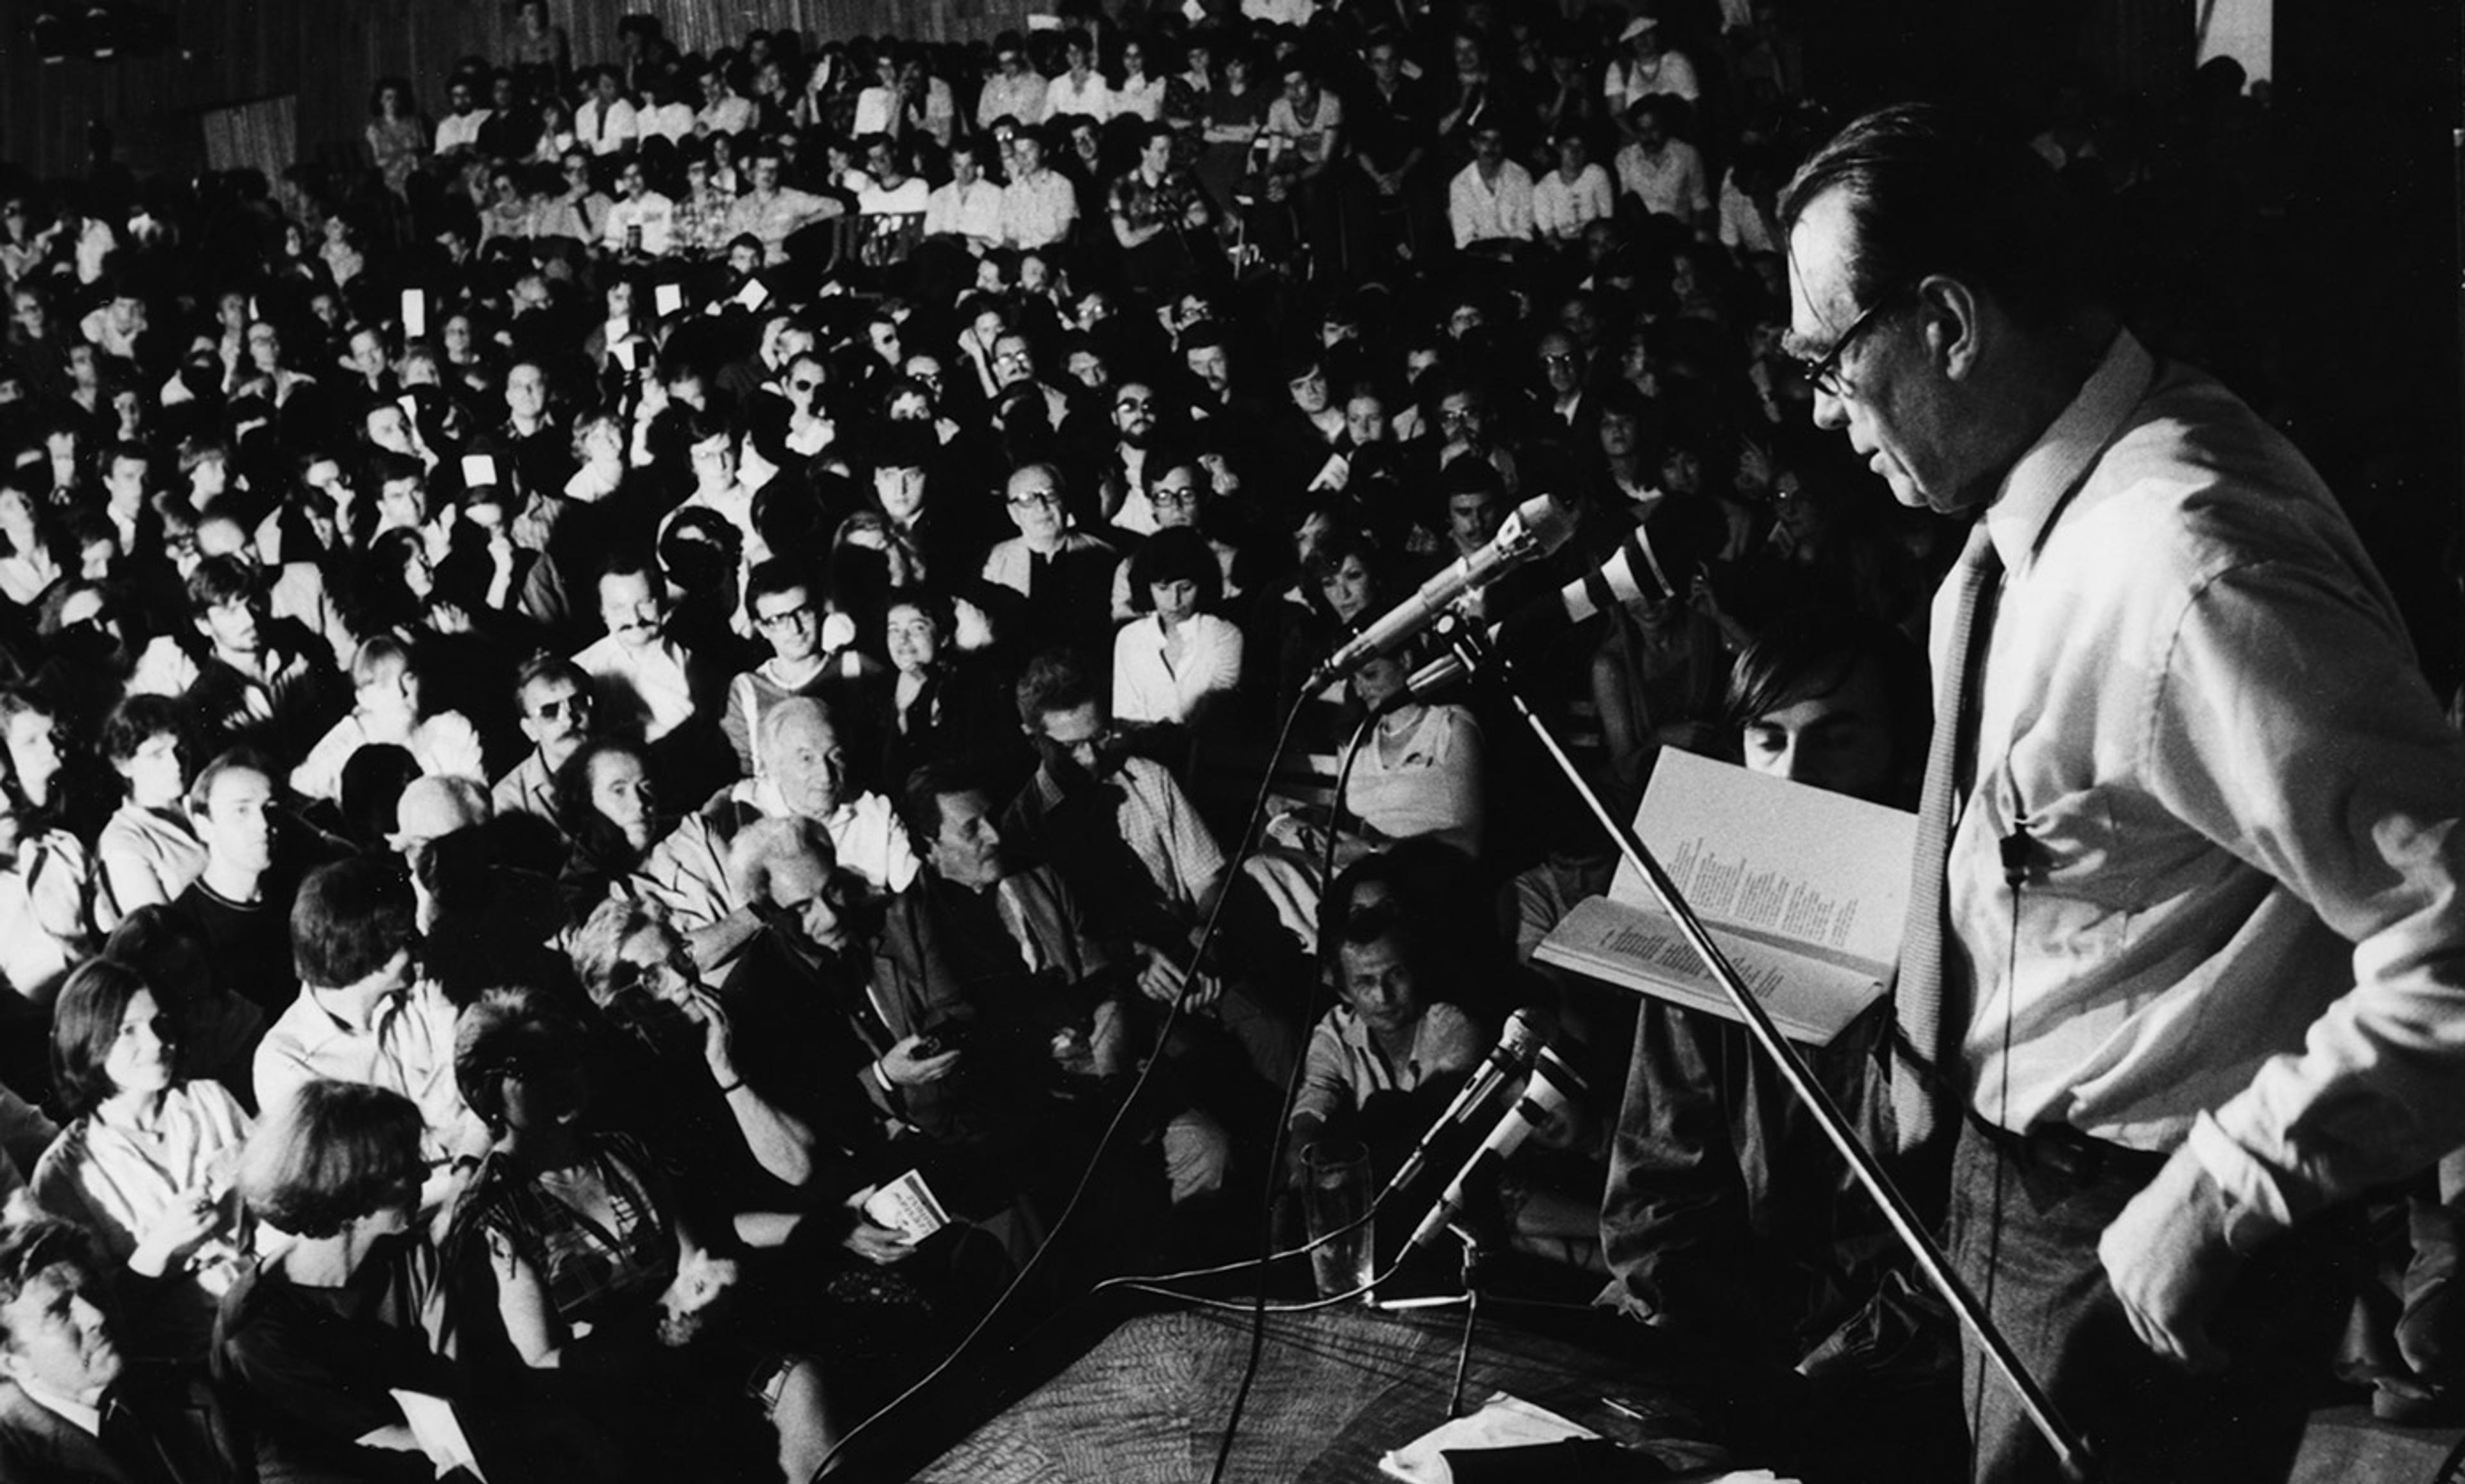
[530,694,589,720]
[1116,396,1154,413]
[755,603,815,630]
[788,378,822,393]
[1008,488,1062,509]
[1792,288,1910,399]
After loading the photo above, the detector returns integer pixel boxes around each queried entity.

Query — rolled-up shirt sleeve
[2144,556,2465,1234]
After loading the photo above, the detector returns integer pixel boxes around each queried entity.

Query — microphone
[1381,1008,1546,1198]
[1392,527,1687,703]
[1310,493,1577,687]
[1406,1045,1589,1253]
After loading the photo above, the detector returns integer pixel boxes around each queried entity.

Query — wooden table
[904,1299,1745,1483]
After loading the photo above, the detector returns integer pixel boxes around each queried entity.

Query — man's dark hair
[897,761,982,852]
[1015,646,1099,729]
[1336,900,1419,963]
[0,1220,103,1346]
[186,553,262,616]
[1777,103,2086,330]
[291,856,418,990]
[744,556,813,610]
[1724,607,1931,770]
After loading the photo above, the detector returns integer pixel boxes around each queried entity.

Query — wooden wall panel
[1,0,1029,187]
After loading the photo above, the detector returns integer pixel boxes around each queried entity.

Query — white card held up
[401,288,427,340]
[861,1169,950,1244]
[733,277,770,310]
[460,454,497,488]
[654,282,684,316]
[1534,749,1916,1045]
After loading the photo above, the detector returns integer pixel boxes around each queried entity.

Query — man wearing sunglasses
[1781,104,2465,1481]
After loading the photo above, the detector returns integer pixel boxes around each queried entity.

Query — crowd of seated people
[0,1,2396,1479]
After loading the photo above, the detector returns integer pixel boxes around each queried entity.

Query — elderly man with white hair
[391,775,566,1005]
[637,696,919,976]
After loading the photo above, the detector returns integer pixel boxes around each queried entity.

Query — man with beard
[1094,379,1173,540]
[127,556,344,765]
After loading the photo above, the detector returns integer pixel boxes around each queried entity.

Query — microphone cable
[1111,1242,1416,1317]
[807,691,1315,1482]
[1205,702,1379,1484]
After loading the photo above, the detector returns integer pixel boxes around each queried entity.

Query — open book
[1534,750,1915,1046]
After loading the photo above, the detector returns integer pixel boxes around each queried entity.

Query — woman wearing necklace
[446,989,842,1482]
[30,959,252,1362]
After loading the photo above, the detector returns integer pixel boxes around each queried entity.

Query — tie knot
[1960,520,2003,583]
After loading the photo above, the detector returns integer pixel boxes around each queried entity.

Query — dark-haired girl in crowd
[31,958,252,1360]
[94,693,204,927]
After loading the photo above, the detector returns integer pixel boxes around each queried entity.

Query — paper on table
[391,1388,486,1483]
[1378,1393,1594,1482]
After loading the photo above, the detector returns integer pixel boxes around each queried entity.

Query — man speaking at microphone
[1774,98,2465,1469]
[1779,104,2465,1480]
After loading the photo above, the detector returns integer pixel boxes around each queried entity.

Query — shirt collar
[15,1375,102,1438]
[1982,327,2153,574]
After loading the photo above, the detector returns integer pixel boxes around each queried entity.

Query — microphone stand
[1446,1221,1485,1420]
[1433,617,2095,1483]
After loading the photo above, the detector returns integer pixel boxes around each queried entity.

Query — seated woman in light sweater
[1111,526,1243,732]
[289,636,485,804]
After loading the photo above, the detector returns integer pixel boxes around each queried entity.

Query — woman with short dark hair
[30,958,252,1360]
[1112,524,1243,729]
[95,693,205,928]
[220,1078,591,1483]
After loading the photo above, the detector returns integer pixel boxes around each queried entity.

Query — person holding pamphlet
[1587,610,1963,1479]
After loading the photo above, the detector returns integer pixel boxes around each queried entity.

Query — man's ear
[1919,273,1984,381]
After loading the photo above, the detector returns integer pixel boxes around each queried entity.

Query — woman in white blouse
[1112,526,1243,730]
[289,636,486,803]
[95,694,207,931]
[30,958,253,1360]
[1113,36,1168,121]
